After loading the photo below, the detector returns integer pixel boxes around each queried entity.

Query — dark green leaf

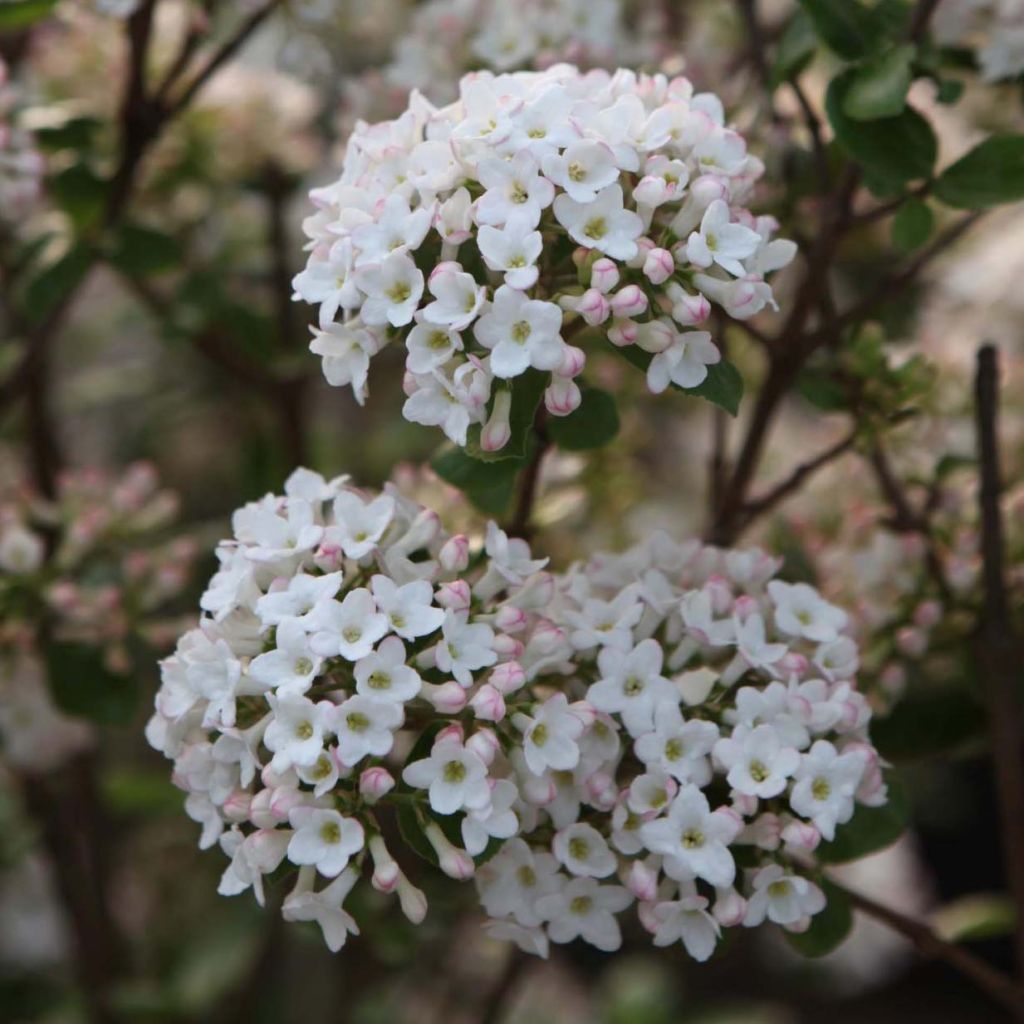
[49,163,108,232]
[933,134,1024,208]
[891,197,934,251]
[872,690,988,760]
[797,0,880,61]
[817,772,909,864]
[935,77,965,105]
[46,640,138,726]
[0,0,58,29]
[826,71,937,187]
[784,879,853,957]
[612,344,744,416]
[24,244,94,326]
[395,801,441,867]
[34,116,102,153]
[108,223,183,277]
[772,11,817,88]
[844,45,915,120]
[548,386,620,451]
[797,368,850,411]
[431,445,523,517]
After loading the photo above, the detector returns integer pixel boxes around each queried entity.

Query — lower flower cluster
[147,468,887,959]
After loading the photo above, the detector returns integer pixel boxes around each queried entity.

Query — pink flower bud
[778,651,809,676]
[585,771,618,811]
[436,722,465,745]
[575,287,611,325]
[879,662,907,696]
[435,579,471,611]
[269,785,303,823]
[480,389,512,453]
[671,287,711,326]
[314,541,344,573]
[747,812,782,850]
[627,860,659,902]
[731,792,758,817]
[369,835,400,892]
[896,626,927,658]
[512,572,555,609]
[732,594,758,620]
[558,345,587,379]
[248,789,276,829]
[467,728,501,765]
[637,899,661,934]
[913,600,942,628]
[439,534,470,573]
[529,620,567,655]
[691,173,729,206]
[469,683,506,722]
[359,766,396,803]
[422,682,468,713]
[222,791,252,823]
[522,773,557,805]
[492,634,523,659]
[396,873,428,923]
[495,604,529,632]
[489,661,526,695]
[610,284,648,319]
[569,700,597,729]
[643,247,674,285]
[627,235,655,269]
[607,318,638,347]
[706,574,732,615]
[590,257,620,293]
[545,376,582,417]
[781,820,820,854]
[713,888,747,927]
[425,822,474,880]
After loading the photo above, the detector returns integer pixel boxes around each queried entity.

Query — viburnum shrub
[294,65,795,454]
[147,467,887,958]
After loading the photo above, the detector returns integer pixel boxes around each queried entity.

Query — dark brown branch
[908,0,944,41]
[973,344,1024,987]
[478,948,528,1024]
[790,79,830,193]
[835,881,1024,1017]
[507,410,550,540]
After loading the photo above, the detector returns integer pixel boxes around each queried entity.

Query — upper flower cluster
[0,59,43,223]
[295,65,795,451]
[147,467,885,960]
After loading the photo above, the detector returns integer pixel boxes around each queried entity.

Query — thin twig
[973,344,1024,989]
[834,881,1024,1017]
[478,948,528,1024]
[507,410,550,540]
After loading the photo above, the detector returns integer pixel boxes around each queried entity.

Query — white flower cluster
[148,468,886,960]
[295,65,795,451]
[934,0,1024,82]
[0,59,43,222]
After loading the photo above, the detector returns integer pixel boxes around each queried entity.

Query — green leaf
[771,11,817,88]
[933,134,1024,208]
[872,689,988,760]
[108,223,183,277]
[784,880,853,957]
[465,369,547,462]
[935,77,965,105]
[612,344,744,416]
[796,368,850,411]
[49,163,108,232]
[797,0,880,61]
[0,0,58,29]
[45,640,138,726]
[932,893,1017,943]
[24,244,94,326]
[34,116,102,153]
[844,45,915,120]
[548,386,620,451]
[891,197,934,251]
[826,71,937,188]
[817,773,909,864]
[431,445,523,517]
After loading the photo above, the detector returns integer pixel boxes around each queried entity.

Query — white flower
[263,693,328,772]
[351,193,432,266]
[248,618,323,696]
[686,200,762,277]
[477,213,543,289]
[789,740,866,841]
[479,520,549,593]
[475,151,555,227]
[713,723,800,799]
[543,140,619,203]
[640,784,740,888]
[287,807,365,877]
[328,491,396,559]
[743,864,826,927]
[370,575,445,640]
[255,571,343,628]
[462,778,519,856]
[536,877,633,952]
[634,703,719,785]
[282,868,361,952]
[0,524,44,573]
[421,264,486,330]
[553,823,616,878]
[309,322,384,404]
[402,361,490,446]
[310,588,389,661]
[402,735,491,815]
[434,611,497,687]
[650,895,720,961]
[405,319,463,374]
[516,692,585,775]
[477,837,562,927]
[331,694,404,767]
[353,635,422,702]
[553,184,643,260]
[768,580,848,643]
[733,613,789,673]
[646,329,721,393]
[355,252,424,328]
[236,498,322,564]
[563,584,644,651]
[474,285,566,379]
[588,639,677,736]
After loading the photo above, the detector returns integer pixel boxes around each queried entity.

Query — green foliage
[826,71,937,189]
[24,244,94,327]
[33,116,103,153]
[843,45,916,120]
[817,772,909,864]
[46,639,139,726]
[49,163,108,233]
[872,689,988,760]
[891,197,934,251]
[548,386,620,451]
[784,879,854,957]
[933,135,1024,208]
[108,224,183,277]
[465,369,547,462]
[0,0,58,30]
[431,445,523,517]
[772,11,818,87]
[797,0,882,61]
